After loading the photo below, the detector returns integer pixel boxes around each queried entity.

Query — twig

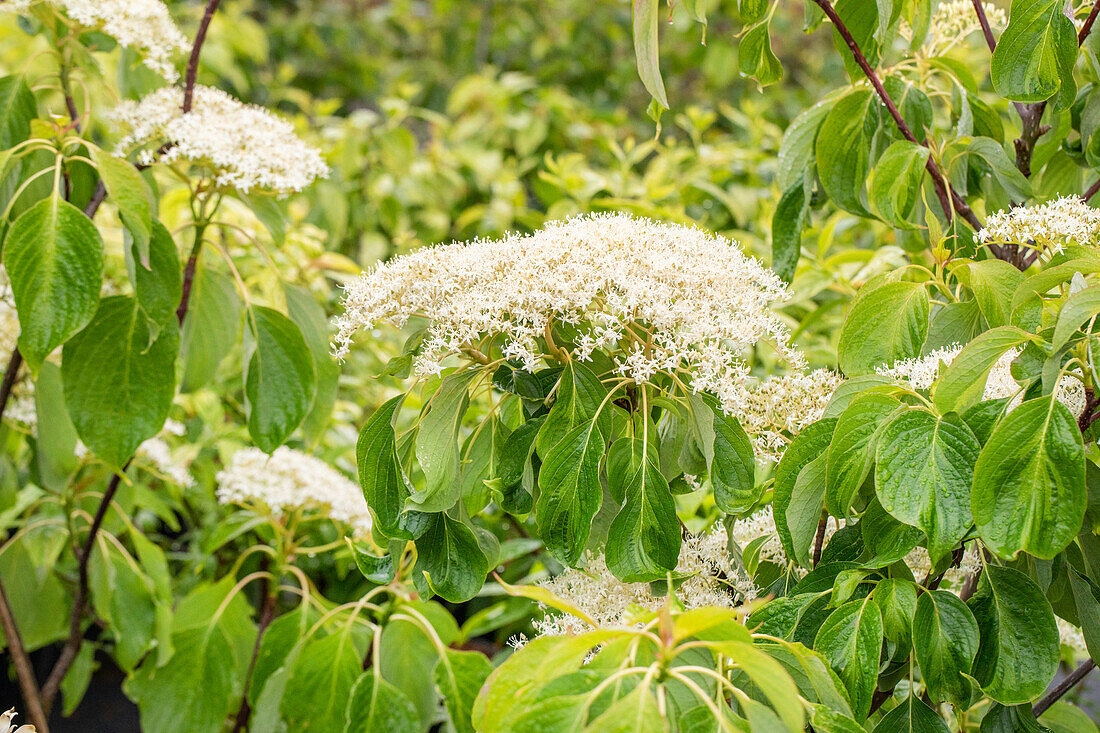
[812,515,827,567]
[960,567,981,602]
[40,463,130,713]
[176,224,206,324]
[810,0,984,234]
[970,0,997,51]
[230,568,278,733]
[1079,0,1100,45]
[1085,178,1100,203]
[183,0,224,113]
[1033,659,1097,717]
[0,348,23,424]
[0,573,49,731]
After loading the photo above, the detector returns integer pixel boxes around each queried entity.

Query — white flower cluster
[111,85,328,195]
[728,505,845,570]
[533,528,749,637]
[977,196,1100,253]
[902,543,982,586]
[877,345,1087,416]
[725,369,844,462]
[1,0,189,81]
[1057,617,1090,660]
[0,707,34,733]
[919,0,1006,56]
[216,446,372,536]
[135,420,193,487]
[335,214,801,398]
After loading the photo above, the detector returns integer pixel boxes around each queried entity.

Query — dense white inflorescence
[977,196,1100,253]
[216,446,372,536]
[533,528,749,637]
[915,0,1006,56]
[1,0,188,81]
[335,212,801,395]
[902,544,982,586]
[725,369,844,462]
[877,345,1087,416]
[111,86,328,195]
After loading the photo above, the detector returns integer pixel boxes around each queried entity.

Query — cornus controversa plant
[558,0,1100,728]
[0,0,334,730]
[338,214,844,597]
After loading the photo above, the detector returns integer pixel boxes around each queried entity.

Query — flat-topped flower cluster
[1,0,188,80]
[335,213,803,400]
[532,527,749,637]
[918,0,1006,57]
[216,446,372,536]
[111,85,329,195]
[976,196,1100,253]
[878,344,1087,415]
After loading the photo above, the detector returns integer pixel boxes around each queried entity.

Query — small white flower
[0,707,35,733]
[909,0,1006,56]
[110,86,329,195]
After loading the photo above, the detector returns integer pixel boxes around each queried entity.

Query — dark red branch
[1033,659,1097,717]
[183,0,223,113]
[970,0,997,52]
[1079,0,1100,45]
[40,463,130,713]
[810,0,984,235]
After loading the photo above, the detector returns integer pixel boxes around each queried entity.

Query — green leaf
[245,306,317,452]
[826,393,901,518]
[813,596,883,719]
[972,394,1086,559]
[282,629,363,732]
[964,260,1028,330]
[932,326,1032,414]
[348,540,396,584]
[872,577,918,645]
[90,146,153,265]
[871,696,949,732]
[125,221,181,337]
[4,194,103,370]
[739,0,767,23]
[1052,284,1100,352]
[861,499,924,567]
[414,513,490,602]
[772,180,809,282]
[378,616,441,730]
[606,454,680,582]
[585,683,665,732]
[832,0,881,81]
[774,419,836,563]
[345,671,420,733]
[125,582,253,733]
[868,140,929,229]
[838,281,929,376]
[991,0,1077,105]
[0,75,35,149]
[536,419,605,565]
[88,542,157,671]
[33,361,80,490]
[633,0,668,108]
[357,395,412,538]
[875,409,980,562]
[180,266,241,392]
[285,284,339,443]
[411,370,475,512]
[1038,701,1100,733]
[980,704,1051,733]
[777,97,834,191]
[707,400,757,514]
[816,88,878,216]
[62,296,177,468]
[537,361,609,458]
[435,648,492,733]
[968,565,1059,704]
[965,137,1034,201]
[739,20,783,86]
[913,589,979,706]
